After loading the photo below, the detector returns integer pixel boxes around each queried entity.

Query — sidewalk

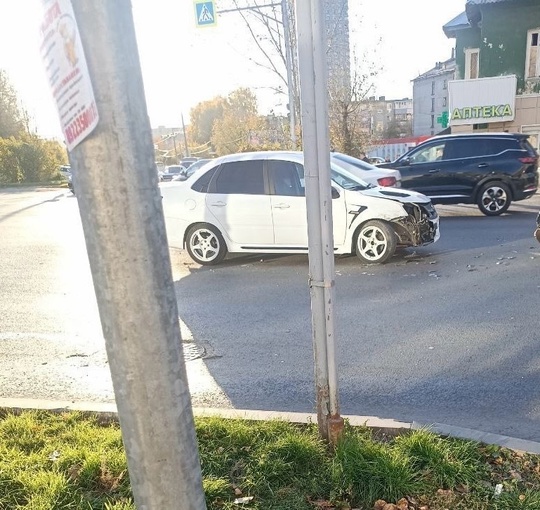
[1,397,540,455]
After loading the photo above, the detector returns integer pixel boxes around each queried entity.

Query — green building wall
[454,0,540,92]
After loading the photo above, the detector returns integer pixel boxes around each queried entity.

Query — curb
[1,398,540,454]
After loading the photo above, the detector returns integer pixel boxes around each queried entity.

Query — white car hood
[358,186,431,204]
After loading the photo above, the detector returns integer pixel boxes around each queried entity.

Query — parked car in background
[378,132,539,216]
[171,159,212,181]
[67,173,74,194]
[58,165,74,193]
[161,151,439,265]
[161,165,187,182]
[179,157,199,169]
[331,152,402,187]
[368,156,386,165]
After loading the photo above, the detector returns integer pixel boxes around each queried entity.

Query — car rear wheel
[477,182,511,216]
[355,220,397,264]
[186,224,227,265]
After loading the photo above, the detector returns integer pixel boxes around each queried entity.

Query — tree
[0,134,68,184]
[225,0,383,155]
[328,51,381,158]
[228,0,299,129]
[211,88,262,155]
[383,117,413,139]
[0,70,27,138]
[189,96,227,147]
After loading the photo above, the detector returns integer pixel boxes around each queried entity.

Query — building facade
[412,57,456,136]
[443,0,540,151]
[323,0,351,91]
[358,96,413,138]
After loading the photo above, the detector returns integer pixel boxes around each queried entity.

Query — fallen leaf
[396,498,409,510]
[374,500,387,510]
[234,487,243,496]
[436,489,453,498]
[67,464,82,480]
[382,504,397,510]
[510,470,523,481]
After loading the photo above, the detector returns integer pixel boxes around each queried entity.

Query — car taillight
[377,176,397,187]
[519,156,538,164]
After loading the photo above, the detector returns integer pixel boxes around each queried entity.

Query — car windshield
[330,161,374,190]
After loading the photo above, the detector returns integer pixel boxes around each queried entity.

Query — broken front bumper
[393,202,440,247]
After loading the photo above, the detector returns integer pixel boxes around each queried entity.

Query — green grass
[0,411,539,509]
[0,180,68,188]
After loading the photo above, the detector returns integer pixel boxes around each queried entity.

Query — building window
[443,79,447,90]
[431,81,435,95]
[443,97,447,108]
[431,98,435,112]
[526,29,540,78]
[465,48,479,79]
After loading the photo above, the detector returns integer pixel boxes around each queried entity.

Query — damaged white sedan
[161,151,440,265]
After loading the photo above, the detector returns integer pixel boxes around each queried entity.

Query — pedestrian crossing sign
[194,0,217,27]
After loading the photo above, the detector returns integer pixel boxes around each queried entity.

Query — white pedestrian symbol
[199,4,214,23]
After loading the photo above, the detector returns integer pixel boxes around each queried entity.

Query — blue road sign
[194,1,217,27]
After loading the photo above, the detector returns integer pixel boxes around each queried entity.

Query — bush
[0,134,68,184]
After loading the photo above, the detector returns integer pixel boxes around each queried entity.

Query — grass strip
[0,411,539,509]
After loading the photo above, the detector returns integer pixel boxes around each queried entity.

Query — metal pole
[294,0,343,443]
[181,113,190,157]
[67,2,206,508]
[172,130,178,160]
[281,0,296,149]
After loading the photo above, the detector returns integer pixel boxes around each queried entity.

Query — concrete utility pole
[294,0,343,444]
[68,1,206,508]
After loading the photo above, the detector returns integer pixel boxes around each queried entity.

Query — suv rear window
[444,138,521,159]
[521,138,539,156]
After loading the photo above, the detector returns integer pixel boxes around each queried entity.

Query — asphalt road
[1,187,540,442]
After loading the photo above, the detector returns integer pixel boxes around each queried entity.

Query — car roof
[209,151,305,165]
[420,132,528,143]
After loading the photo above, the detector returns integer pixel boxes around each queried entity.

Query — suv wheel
[186,224,227,265]
[477,182,511,216]
[355,220,397,264]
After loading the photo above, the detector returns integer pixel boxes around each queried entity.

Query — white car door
[205,160,274,246]
[268,160,308,247]
[268,160,349,249]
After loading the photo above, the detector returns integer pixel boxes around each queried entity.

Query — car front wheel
[355,220,397,264]
[477,182,511,216]
[186,224,227,265]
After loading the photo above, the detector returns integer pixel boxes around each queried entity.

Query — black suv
[378,133,539,215]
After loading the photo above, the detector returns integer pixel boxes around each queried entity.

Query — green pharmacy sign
[451,104,513,121]
[437,111,449,128]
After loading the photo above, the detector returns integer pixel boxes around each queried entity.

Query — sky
[0,0,466,140]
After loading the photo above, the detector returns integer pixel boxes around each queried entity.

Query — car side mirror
[331,187,340,199]
[400,157,411,167]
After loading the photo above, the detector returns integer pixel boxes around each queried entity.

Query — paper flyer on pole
[40,0,99,151]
